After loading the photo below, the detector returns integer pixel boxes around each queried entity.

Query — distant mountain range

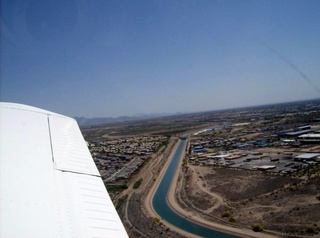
[75,98,320,127]
[74,112,179,127]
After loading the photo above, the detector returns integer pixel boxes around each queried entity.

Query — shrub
[305,226,316,233]
[153,217,160,223]
[252,223,263,232]
[228,216,236,223]
[120,184,128,189]
[222,211,232,218]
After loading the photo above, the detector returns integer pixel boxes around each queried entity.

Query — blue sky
[1,0,320,117]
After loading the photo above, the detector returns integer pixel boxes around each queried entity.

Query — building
[294,153,320,162]
[278,129,313,138]
[256,165,276,171]
[298,134,320,144]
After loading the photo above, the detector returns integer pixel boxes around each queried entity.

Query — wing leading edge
[0,102,128,238]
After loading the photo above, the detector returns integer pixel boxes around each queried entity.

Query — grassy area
[133,178,143,189]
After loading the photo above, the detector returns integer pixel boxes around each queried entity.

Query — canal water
[152,139,238,238]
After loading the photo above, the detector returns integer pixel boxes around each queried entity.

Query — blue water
[152,139,238,238]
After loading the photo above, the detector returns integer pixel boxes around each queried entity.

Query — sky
[1,0,320,118]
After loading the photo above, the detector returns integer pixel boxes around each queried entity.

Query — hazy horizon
[1,0,320,118]
[75,97,320,119]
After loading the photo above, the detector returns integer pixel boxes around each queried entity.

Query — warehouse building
[294,153,320,162]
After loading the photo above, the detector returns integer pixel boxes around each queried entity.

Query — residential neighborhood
[88,136,168,183]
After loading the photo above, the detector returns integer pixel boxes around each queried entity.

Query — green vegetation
[160,138,169,147]
[252,223,264,232]
[156,129,189,137]
[133,178,143,189]
[115,195,127,211]
[182,159,187,166]
[222,211,232,218]
[222,211,236,223]
[156,137,169,152]
[305,225,317,233]
[106,184,128,193]
[152,217,160,223]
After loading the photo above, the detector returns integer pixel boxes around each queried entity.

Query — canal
[152,139,238,238]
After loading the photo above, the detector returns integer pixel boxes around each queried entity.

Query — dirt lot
[177,165,320,237]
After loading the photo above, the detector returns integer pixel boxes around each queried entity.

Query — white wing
[0,102,128,238]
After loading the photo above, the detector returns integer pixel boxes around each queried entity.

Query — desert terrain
[175,163,320,237]
[82,99,320,237]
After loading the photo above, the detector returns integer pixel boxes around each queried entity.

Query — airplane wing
[0,102,128,238]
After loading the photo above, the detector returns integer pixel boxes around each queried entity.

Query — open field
[176,165,320,237]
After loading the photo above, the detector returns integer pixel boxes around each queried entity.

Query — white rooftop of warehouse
[295,153,320,159]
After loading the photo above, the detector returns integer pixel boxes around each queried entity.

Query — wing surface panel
[0,102,128,238]
[0,104,61,238]
[49,116,100,176]
[56,172,128,238]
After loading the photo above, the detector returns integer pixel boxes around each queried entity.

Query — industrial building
[294,153,320,162]
[298,133,320,144]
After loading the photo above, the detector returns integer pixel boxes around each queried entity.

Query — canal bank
[152,139,238,238]
[148,139,275,238]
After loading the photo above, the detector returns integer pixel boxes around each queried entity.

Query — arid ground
[175,164,320,237]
